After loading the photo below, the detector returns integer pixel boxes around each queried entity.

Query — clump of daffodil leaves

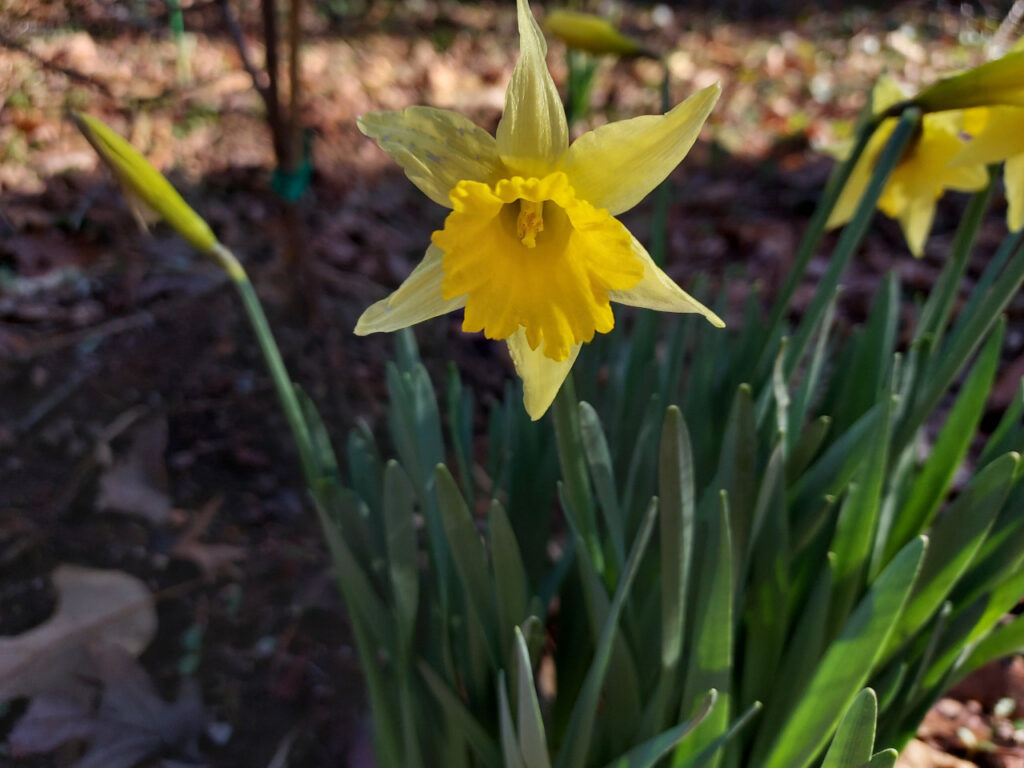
[354,0,722,420]
[828,46,1024,254]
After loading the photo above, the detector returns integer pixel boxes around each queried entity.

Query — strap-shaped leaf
[420,662,502,767]
[513,626,552,768]
[659,406,696,672]
[556,500,659,768]
[821,689,877,768]
[491,501,530,661]
[602,692,716,768]
[762,536,926,768]
[674,495,733,768]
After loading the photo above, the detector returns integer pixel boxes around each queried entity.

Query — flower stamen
[517,199,544,248]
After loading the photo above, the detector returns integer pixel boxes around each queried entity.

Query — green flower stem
[914,170,996,345]
[782,108,921,380]
[756,111,887,379]
[553,372,605,575]
[211,243,318,486]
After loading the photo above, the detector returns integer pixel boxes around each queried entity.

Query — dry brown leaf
[96,415,172,525]
[170,496,245,581]
[10,644,206,768]
[896,739,978,768]
[0,565,156,702]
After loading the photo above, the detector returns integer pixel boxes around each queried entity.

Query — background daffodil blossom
[827,76,989,257]
[354,0,722,420]
[953,105,1024,232]
[543,9,644,58]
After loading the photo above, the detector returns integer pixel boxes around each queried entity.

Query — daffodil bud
[73,112,219,255]
[543,9,645,58]
[915,50,1024,112]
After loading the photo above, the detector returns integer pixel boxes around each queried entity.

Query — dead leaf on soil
[171,496,245,581]
[10,643,207,768]
[897,739,978,767]
[0,564,156,702]
[97,414,172,525]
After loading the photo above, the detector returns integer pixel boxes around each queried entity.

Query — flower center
[516,199,545,248]
[432,172,643,361]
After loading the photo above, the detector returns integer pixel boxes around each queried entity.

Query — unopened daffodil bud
[73,112,219,256]
[914,50,1024,113]
[543,9,646,58]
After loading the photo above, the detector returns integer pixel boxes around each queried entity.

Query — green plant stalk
[755,109,889,380]
[782,109,921,380]
[166,0,189,84]
[211,243,318,485]
[914,174,995,346]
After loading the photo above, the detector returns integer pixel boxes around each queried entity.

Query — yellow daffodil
[827,77,989,257]
[355,0,721,420]
[543,9,644,57]
[952,106,1024,232]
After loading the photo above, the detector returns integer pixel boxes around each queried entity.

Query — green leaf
[979,379,1024,468]
[437,465,498,661]
[862,750,898,768]
[383,460,419,655]
[884,319,1004,563]
[580,402,626,568]
[513,627,552,768]
[556,500,659,768]
[787,416,831,484]
[716,387,756,569]
[659,406,696,673]
[602,692,717,768]
[888,453,1017,653]
[829,392,895,636]
[674,702,763,768]
[675,495,733,768]
[963,615,1024,674]
[499,673,527,768]
[740,446,789,710]
[491,500,530,661]
[761,536,926,768]
[821,689,877,768]
[419,661,502,768]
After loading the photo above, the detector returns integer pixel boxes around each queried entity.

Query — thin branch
[0,30,113,96]
[217,0,271,104]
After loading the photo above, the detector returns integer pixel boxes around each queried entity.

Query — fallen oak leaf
[10,644,207,768]
[0,565,156,702]
[97,414,172,526]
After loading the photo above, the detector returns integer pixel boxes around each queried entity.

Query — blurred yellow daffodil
[953,106,1024,232]
[355,0,721,419]
[827,77,989,257]
[543,9,644,57]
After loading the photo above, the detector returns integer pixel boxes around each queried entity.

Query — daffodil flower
[354,0,722,419]
[827,77,989,257]
[952,105,1024,232]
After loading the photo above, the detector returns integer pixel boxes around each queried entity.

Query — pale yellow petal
[562,83,720,216]
[953,106,1024,167]
[507,327,580,420]
[608,235,724,327]
[354,244,466,334]
[897,195,936,258]
[358,107,501,208]
[825,120,896,229]
[1005,154,1024,232]
[496,0,569,177]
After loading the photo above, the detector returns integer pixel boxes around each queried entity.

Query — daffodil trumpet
[355,0,722,420]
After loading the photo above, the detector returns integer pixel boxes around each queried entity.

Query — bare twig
[0,30,113,96]
[217,0,271,103]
